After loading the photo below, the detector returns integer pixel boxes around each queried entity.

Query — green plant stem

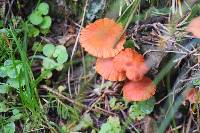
[112,0,140,48]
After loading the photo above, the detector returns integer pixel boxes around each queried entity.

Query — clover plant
[0,59,25,90]
[28,2,51,37]
[41,43,68,79]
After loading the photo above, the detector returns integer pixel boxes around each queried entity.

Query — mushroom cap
[185,88,200,103]
[123,77,156,101]
[125,64,148,81]
[95,58,126,81]
[80,18,125,58]
[113,48,149,81]
[187,16,200,38]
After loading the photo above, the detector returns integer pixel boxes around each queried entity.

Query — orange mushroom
[185,88,200,103]
[187,16,200,38]
[79,18,125,58]
[95,58,126,81]
[113,48,149,81]
[123,77,156,101]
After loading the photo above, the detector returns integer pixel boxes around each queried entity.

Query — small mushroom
[79,18,125,58]
[113,48,149,81]
[187,16,200,38]
[123,77,156,101]
[95,58,126,81]
[185,88,200,104]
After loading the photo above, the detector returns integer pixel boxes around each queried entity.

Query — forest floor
[0,0,200,133]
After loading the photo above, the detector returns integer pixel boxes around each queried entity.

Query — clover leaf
[6,78,25,89]
[53,45,68,64]
[43,44,55,57]
[0,67,7,78]
[29,11,43,25]
[0,85,9,94]
[37,2,49,15]
[42,58,57,69]
[28,24,40,37]
[2,60,22,78]
[40,16,52,29]
[3,122,15,133]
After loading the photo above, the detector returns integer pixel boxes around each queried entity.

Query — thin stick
[67,0,89,98]
[41,85,116,116]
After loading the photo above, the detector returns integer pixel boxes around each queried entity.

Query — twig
[4,0,15,25]
[40,85,116,116]
[67,0,89,98]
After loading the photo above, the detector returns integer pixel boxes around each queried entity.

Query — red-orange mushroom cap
[80,18,125,58]
[187,16,200,38]
[95,58,126,81]
[185,88,200,103]
[113,48,149,81]
[123,77,156,101]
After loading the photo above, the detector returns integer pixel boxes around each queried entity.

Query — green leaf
[43,44,55,57]
[0,85,9,94]
[117,0,140,26]
[109,97,117,109]
[29,11,43,25]
[3,122,15,133]
[0,20,3,28]
[4,59,13,66]
[3,60,22,78]
[0,67,7,77]
[55,64,63,71]
[42,58,57,69]
[32,42,43,52]
[44,70,52,79]
[0,102,9,112]
[6,68,17,78]
[37,2,49,15]
[40,28,50,34]
[53,45,68,64]
[9,109,22,121]
[40,16,52,29]
[28,24,40,37]
[139,98,155,114]
[99,116,121,133]
[124,40,135,48]
[7,78,25,89]
[129,97,155,120]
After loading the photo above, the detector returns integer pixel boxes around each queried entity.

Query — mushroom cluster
[80,18,157,101]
